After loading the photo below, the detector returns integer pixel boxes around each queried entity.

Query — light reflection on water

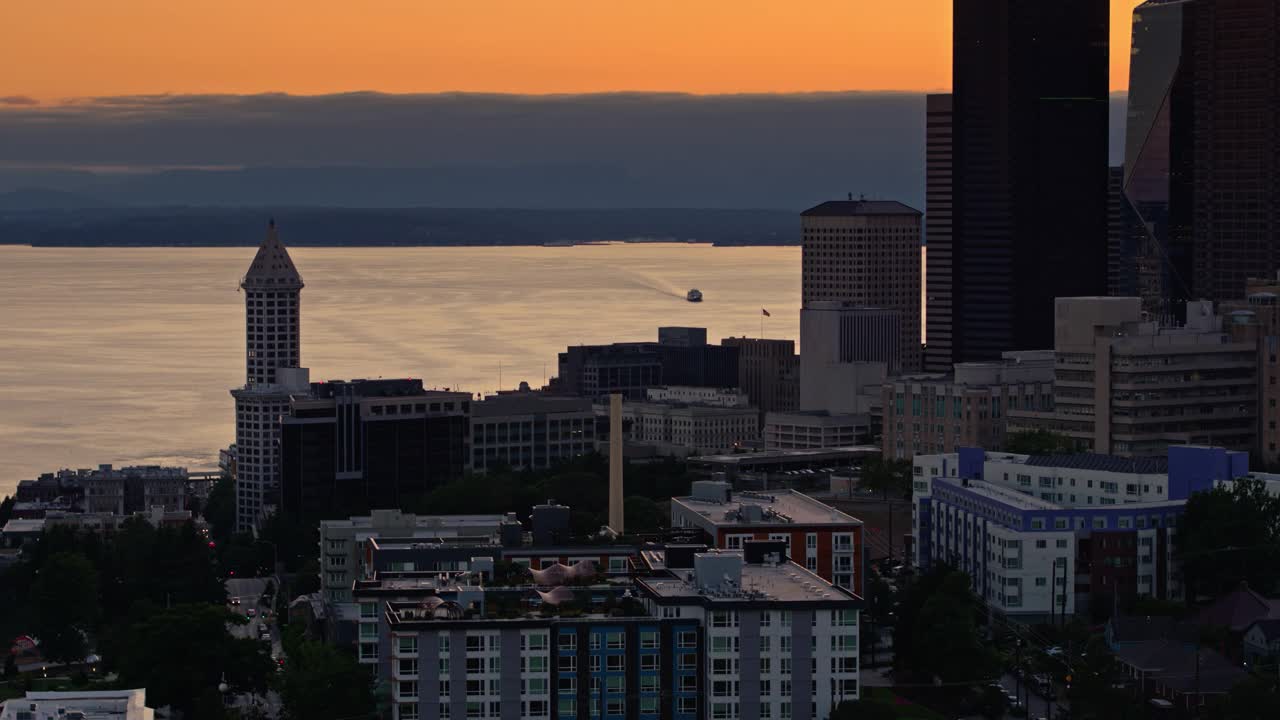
[0,244,805,495]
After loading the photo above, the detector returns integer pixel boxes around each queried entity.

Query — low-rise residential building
[373,547,861,720]
[671,482,864,594]
[0,689,156,720]
[911,445,1279,621]
[881,350,1055,459]
[763,411,870,450]
[471,394,596,472]
[1008,297,1257,457]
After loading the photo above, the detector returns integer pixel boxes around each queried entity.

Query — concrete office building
[554,329,738,401]
[471,394,596,473]
[1220,275,1280,465]
[881,351,1055,459]
[374,547,861,720]
[948,0,1110,361]
[231,221,306,532]
[762,412,871,452]
[616,402,758,456]
[912,445,1277,620]
[645,386,749,408]
[279,380,471,521]
[801,200,923,372]
[1190,0,1280,302]
[1008,297,1256,456]
[671,482,865,594]
[719,337,799,416]
[923,93,955,372]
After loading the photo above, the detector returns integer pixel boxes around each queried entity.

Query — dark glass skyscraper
[1124,0,1196,316]
[949,0,1110,361]
[1190,0,1280,301]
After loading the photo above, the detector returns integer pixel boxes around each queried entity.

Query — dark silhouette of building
[949,0,1110,361]
[1123,0,1197,317]
[923,93,954,372]
[279,379,470,520]
[1190,0,1280,301]
[1108,165,1152,299]
[553,328,739,400]
[720,337,799,417]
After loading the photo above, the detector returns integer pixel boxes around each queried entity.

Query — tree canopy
[861,458,913,500]
[33,551,99,663]
[111,603,274,718]
[1176,476,1280,597]
[1003,429,1076,455]
[279,627,374,720]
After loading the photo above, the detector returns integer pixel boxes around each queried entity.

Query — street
[225,577,285,717]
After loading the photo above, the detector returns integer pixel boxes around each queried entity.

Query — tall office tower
[231,221,307,533]
[801,199,923,372]
[1190,0,1280,301]
[1124,0,1197,317]
[1107,165,1152,299]
[950,0,1110,361]
[923,93,954,373]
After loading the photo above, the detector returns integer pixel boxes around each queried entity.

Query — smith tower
[231,220,307,533]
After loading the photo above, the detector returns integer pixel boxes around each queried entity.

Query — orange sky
[1,1,1142,102]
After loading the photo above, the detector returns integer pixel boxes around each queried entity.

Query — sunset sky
[3,1,1142,102]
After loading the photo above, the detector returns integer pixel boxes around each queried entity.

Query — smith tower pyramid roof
[241,219,304,291]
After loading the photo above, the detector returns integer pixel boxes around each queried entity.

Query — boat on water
[686,289,703,303]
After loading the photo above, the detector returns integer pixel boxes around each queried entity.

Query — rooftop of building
[1022,453,1170,474]
[691,446,879,465]
[620,401,757,416]
[0,689,154,720]
[801,199,922,217]
[1115,639,1245,694]
[672,486,861,527]
[322,510,508,534]
[637,554,858,605]
[935,478,1063,511]
[305,377,426,398]
[473,393,593,417]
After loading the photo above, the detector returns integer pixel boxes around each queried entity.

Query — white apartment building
[616,401,758,455]
[911,445,1271,620]
[645,386,751,408]
[763,411,870,450]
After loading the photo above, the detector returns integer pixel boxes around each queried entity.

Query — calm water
[0,244,810,497]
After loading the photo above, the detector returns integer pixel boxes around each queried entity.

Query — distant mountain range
[0,91,1129,214]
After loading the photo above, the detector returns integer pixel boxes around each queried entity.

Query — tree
[623,496,666,533]
[909,571,998,683]
[0,495,14,526]
[112,603,273,718]
[1003,429,1075,455]
[893,564,952,679]
[279,637,374,720]
[861,458,913,501]
[33,551,99,663]
[203,474,237,542]
[1206,675,1280,720]
[1176,477,1280,598]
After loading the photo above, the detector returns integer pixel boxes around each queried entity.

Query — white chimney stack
[608,393,624,534]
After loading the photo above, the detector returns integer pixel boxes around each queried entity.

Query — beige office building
[1008,297,1256,456]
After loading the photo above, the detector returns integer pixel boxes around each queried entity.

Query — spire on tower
[242,219,304,290]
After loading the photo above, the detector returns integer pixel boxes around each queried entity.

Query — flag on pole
[761,308,771,317]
